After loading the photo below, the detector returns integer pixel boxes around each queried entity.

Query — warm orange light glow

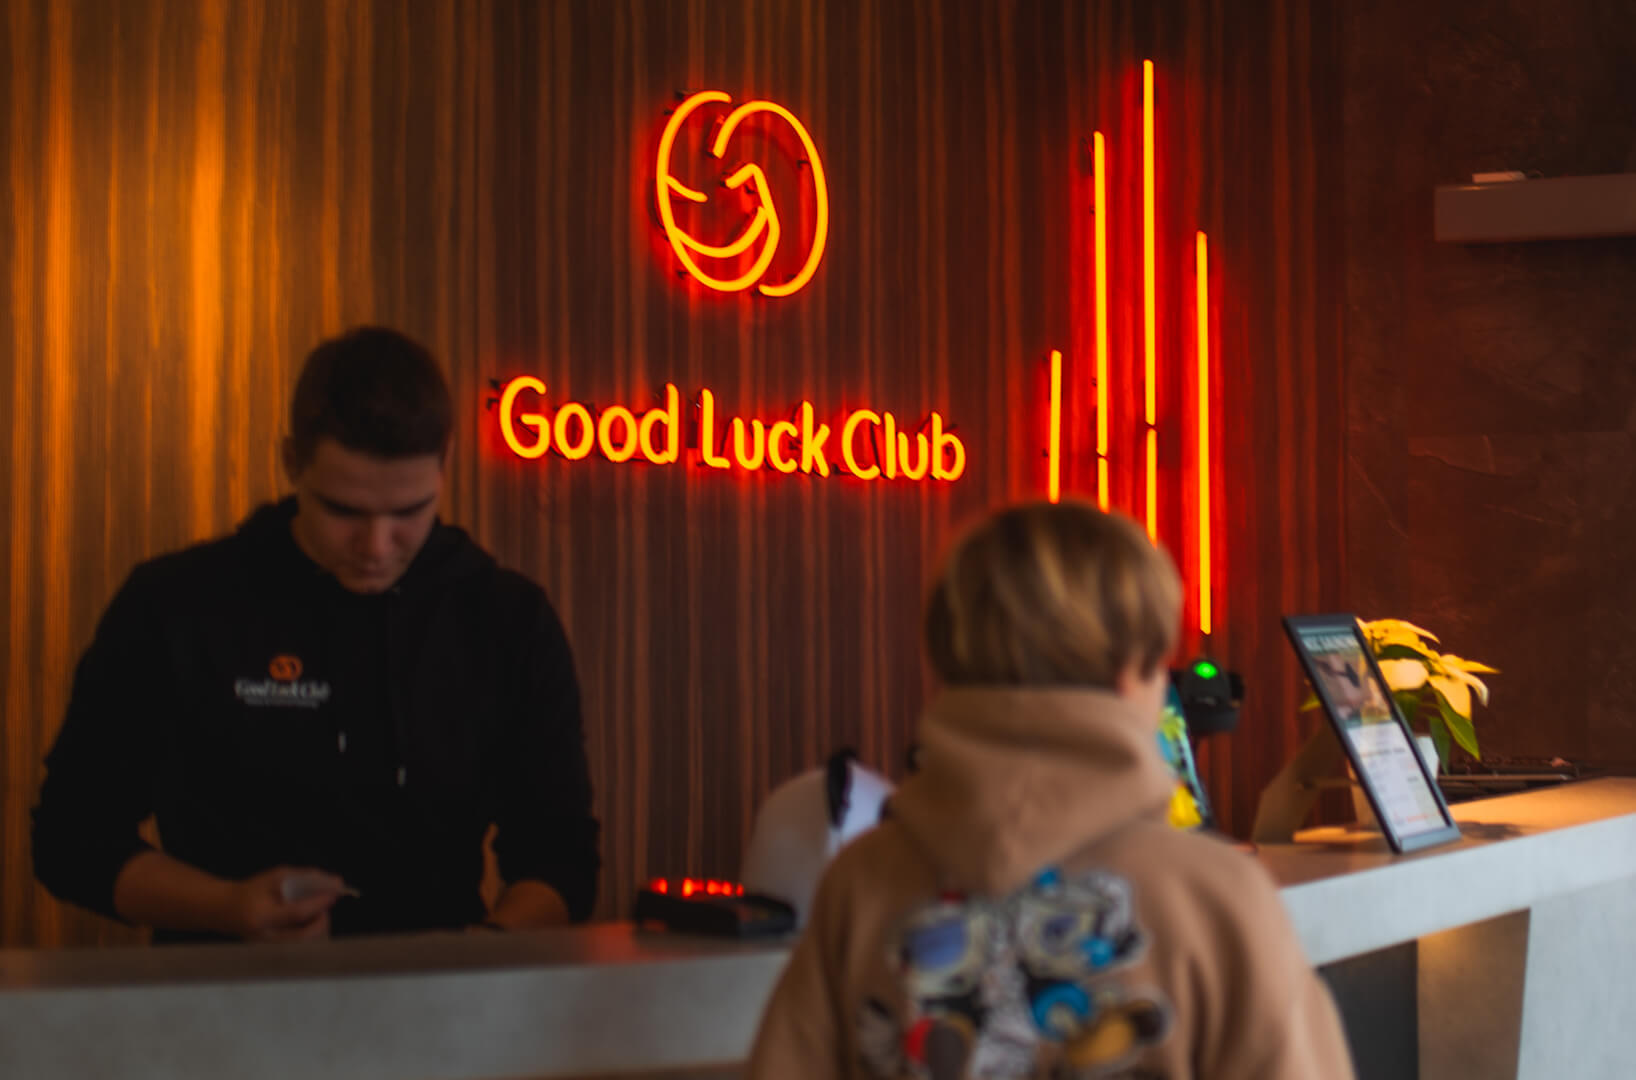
[713,101,830,297]
[1142,60,1158,541]
[1048,349,1063,503]
[654,91,830,297]
[646,876,747,900]
[640,384,682,464]
[500,378,682,465]
[1146,427,1158,543]
[732,417,768,471]
[699,389,732,469]
[930,413,966,481]
[841,409,882,479]
[499,382,963,483]
[1142,61,1157,429]
[1196,231,1212,636]
[1093,131,1110,512]
[597,406,640,463]
[768,419,800,474]
[896,429,930,481]
[498,376,550,459]
[798,401,832,476]
[554,402,595,461]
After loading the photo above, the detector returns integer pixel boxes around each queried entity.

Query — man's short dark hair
[287,327,453,471]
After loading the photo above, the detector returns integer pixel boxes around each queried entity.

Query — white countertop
[4,777,1634,1079]
[1262,777,1636,964]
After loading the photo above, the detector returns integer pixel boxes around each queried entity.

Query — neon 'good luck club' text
[496,376,966,483]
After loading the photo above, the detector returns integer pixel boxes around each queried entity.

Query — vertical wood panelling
[4,0,40,949]
[2,0,1344,948]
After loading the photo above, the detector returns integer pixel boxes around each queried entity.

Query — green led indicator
[1192,660,1219,680]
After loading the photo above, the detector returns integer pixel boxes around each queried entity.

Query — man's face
[284,437,444,594]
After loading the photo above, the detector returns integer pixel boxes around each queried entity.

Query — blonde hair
[925,500,1182,688]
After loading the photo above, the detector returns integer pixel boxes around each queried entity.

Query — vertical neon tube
[1142,59,1158,541]
[1048,348,1063,503]
[1196,231,1212,636]
[1093,131,1110,511]
[1145,428,1157,541]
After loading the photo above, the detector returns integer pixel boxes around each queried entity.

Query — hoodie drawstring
[387,585,409,788]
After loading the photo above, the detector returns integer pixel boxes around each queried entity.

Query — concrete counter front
[4,779,1635,1080]
[1266,778,1636,1079]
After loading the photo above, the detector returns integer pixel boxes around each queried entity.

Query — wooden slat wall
[1,0,1344,949]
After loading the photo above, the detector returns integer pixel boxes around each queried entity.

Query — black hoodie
[32,498,600,939]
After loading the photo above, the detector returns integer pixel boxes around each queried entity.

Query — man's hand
[480,879,572,931]
[227,867,346,941]
[113,851,348,941]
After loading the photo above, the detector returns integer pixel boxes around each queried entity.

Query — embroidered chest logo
[858,869,1173,1080]
[234,654,333,709]
[268,654,303,681]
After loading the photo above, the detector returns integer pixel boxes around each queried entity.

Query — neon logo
[269,655,303,682]
[497,377,964,484]
[655,91,830,296]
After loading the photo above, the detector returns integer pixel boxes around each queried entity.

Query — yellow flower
[1357,617,1497,765]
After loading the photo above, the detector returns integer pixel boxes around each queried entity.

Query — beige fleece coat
[748,688,1356,1080]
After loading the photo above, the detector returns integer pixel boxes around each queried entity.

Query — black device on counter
[633,878,796,938]
[1169,659,1243,736]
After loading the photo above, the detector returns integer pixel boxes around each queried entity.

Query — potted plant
[1359,618,1498,772]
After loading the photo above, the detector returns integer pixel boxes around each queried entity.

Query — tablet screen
[1286,617,1457,847]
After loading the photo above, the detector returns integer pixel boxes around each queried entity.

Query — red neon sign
[1047,349,1063,504]
[498,378,965,483]
[1093,130,1111,512]
[1055,60,1219,636]
[655,91,830,297]
[1195,231,1212,635]
[1142,59,1159,544]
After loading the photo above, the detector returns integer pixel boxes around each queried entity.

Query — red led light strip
[1142,59,1158,543]
[647,877,747,898]
[1056,60,1218,636]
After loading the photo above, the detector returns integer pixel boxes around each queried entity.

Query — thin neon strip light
[1146,428,1158,543]
[1196,231,1212,635]
[1093,130,1110,512]
[1142,59,1158,541]
[1048,348,1063,503]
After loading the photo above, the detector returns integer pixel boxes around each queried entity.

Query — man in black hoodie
[32,327,600,942]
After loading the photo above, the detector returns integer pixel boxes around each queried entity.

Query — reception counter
[4,778,1635,1080]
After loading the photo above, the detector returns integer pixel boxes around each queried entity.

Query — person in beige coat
[749,500,1356,1080]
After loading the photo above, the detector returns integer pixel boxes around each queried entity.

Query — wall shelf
[1434,173,1636,243]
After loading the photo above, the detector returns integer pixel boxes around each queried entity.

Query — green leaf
[1435,693,1481,761]
[1377,642,1437,663]
[1427,714,1453,771]
[1392,689,1425,728]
